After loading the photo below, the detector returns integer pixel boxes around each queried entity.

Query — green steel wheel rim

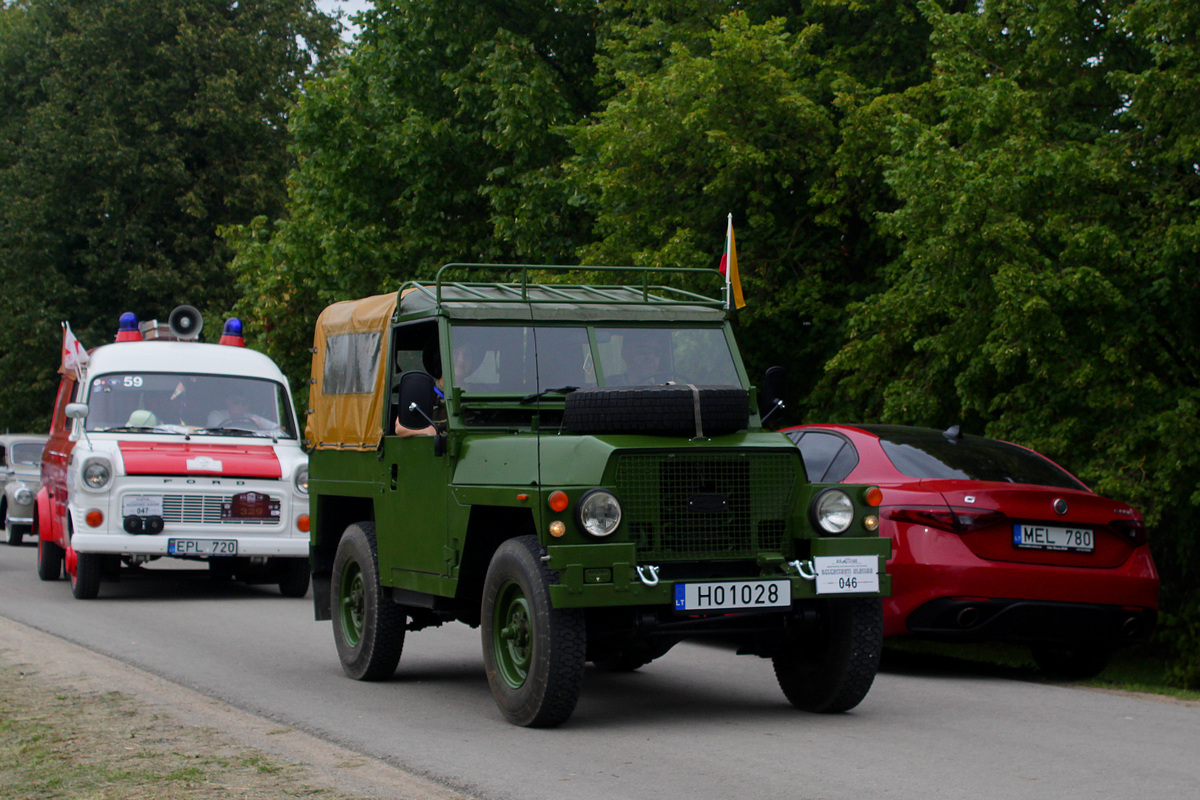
[338,559,366,647]
[493,579,533,689]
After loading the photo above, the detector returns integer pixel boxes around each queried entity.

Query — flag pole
[724,213,732,311]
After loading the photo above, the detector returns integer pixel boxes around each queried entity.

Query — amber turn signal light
[548,491,569,512]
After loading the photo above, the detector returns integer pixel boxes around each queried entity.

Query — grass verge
[0,656,365,800]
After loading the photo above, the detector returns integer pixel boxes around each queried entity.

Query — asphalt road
[2,541,1196,800]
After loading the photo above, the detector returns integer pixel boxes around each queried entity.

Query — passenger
[394,338,483,437]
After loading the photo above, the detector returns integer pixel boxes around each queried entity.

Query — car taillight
[1110,519,1147,546]
[884,507,1007,534]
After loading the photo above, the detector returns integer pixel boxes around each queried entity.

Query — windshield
[446,325,742,393]
[83,372,297,439]
[873,428,1086,489]
[10,443,42,465]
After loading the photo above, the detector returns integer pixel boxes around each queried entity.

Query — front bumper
[546,537,892,609]
[68,529,310,558]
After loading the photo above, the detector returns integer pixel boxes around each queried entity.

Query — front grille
[160,493,279,526]
[611,451,797,561]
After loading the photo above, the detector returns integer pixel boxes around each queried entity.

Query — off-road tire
[773,598,883,713]
[563,386,749,437]
[1031,642,1110,680]
[37,537,64,581]
[331,522,405,680]
[70,551,102,600]
[277,557,311,598]
[481,535,586,727]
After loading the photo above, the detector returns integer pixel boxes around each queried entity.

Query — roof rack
[406,263,727,310]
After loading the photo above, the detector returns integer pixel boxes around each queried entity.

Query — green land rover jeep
[307,265,891,727]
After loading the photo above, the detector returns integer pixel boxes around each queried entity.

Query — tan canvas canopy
[307,292,399,450]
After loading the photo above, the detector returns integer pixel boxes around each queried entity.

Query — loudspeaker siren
[167,305,203,340]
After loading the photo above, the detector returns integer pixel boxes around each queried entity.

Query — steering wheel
[222,415,259,430]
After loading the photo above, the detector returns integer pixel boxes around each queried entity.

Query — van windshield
[84,373,297,439]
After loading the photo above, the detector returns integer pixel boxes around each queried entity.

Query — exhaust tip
[956,606,980,629]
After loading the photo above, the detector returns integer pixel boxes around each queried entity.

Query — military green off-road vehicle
[307,265,890,727]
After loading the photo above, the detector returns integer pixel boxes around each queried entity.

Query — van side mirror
[760,366,787,427]
[66,403,90,420]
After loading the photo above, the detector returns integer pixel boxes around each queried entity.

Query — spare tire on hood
[563,385,750,437]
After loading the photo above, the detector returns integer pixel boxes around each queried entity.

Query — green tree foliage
[569,0,941,396]
[0,0,339,430]
[225,0,602,389]
[819,0,1200,683]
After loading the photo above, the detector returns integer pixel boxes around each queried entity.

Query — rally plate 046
[674,579,791,612]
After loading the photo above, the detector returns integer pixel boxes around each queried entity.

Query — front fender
[35,485,55,542]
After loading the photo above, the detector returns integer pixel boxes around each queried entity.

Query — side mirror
[397,371,437,431]
[760,366,787,427]
[65,403,90,420]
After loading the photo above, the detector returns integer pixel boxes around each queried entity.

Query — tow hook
[636,565,660,587]
[789,559,817,581]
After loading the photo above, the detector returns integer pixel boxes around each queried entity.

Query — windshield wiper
[521,386,579,404]
[201,426,272,438]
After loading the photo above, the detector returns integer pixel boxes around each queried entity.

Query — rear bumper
[903,597,1156,647]
[884,526,1158,641]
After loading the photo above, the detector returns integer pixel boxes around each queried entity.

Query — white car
[3,433,48,545]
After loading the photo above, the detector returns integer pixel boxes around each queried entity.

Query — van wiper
[521,386,579,404]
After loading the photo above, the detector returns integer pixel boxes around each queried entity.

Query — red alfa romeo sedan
[782,424,1159,678]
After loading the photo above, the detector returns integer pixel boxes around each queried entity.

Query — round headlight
[294,465,309,495]
[82,458,113,491]
[15,487,33,505]
[813,489,854,535]
[576,489,621,538]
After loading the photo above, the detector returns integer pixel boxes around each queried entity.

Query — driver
[208,394,273,429]
[394,338,483,437]
[607,333,670,385]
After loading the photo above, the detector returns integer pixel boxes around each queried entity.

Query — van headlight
[576,489,621,538]
[293,465,309,495]
[81,457,113,491]
[812,488,853,535]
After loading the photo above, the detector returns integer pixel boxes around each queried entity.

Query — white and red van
[37,307,310,599]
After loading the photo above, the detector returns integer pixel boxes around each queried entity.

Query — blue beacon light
[219,317,246,347]
[116,312,142,342]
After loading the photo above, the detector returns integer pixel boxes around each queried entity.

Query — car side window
[791,431,859,483]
